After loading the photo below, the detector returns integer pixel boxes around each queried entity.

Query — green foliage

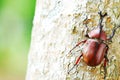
[0,0,36,79]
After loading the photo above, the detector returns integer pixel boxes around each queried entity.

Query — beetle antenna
[107,25,120,40]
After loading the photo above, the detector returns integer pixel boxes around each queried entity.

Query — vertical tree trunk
[26,0,120,80]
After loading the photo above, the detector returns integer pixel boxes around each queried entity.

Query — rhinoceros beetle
[68,11,120,79]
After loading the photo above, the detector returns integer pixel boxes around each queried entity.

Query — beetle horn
[107,25,120,40]
[98,11,107,39]
[98,11,107,27]
[98,11,107,18]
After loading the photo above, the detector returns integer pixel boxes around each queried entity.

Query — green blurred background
[0,0,36,80]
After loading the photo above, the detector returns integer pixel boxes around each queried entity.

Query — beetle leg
[107,25,120,40]
[103,57,108,79]
[83,16,89,37]
[68,40,86,54]
[103,46,109,79]
[68,54,83,74]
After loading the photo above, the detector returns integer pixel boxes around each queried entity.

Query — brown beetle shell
[82,39,107,66]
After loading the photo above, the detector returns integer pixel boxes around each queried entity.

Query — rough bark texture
[26,0,120,80]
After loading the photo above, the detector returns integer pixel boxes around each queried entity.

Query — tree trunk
[26,0,120,80]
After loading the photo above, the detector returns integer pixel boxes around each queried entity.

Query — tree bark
[26,0,120,80]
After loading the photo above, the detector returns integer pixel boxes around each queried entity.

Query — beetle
[68,11,120,79]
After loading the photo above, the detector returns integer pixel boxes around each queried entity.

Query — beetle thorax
[88,27,107,41]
